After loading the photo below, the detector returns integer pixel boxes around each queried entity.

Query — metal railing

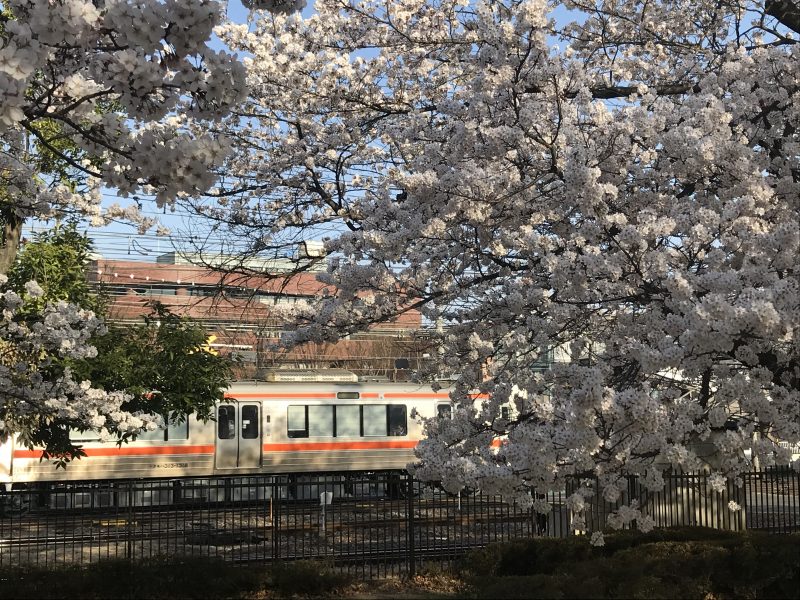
[1,467,797,578]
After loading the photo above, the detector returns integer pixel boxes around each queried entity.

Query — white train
[0,371,455,489]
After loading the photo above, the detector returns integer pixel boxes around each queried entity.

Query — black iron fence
[1,467,797,578]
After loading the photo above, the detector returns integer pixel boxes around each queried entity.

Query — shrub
[0,556,268,599]
[460,529,800,600]
[269,559,353,597]
[459,536,594,577]
[473,574,568,599]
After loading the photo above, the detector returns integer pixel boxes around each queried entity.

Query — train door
[215,402,262,469]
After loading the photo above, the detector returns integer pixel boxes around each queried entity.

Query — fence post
[126,482,134,564]
[739,472,748,532]
[406,472,416,578]
[272,478,280,563]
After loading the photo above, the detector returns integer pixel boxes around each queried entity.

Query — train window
[309,405,334,437]
[218,405,236,439]
[335,405,360,437]
[69,428,102,442]
[437,404,452,419]
[388,405,407,436]
[362,405,387,436]
[287,405,309,438]
[241,405,259,439]
[135,425,165,441]
[167,417,189,441]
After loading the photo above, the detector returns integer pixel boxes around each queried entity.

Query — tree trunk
[0,213,23,275]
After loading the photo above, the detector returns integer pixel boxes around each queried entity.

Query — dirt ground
[346,574,467,599]
[249,574,468,599]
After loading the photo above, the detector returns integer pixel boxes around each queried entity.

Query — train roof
[226,379,453,395]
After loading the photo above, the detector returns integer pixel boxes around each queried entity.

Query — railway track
[1,494,523,526]
[0,495,550,565]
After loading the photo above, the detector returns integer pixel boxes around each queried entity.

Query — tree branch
[767,0,800,35]
[525,82,700,100]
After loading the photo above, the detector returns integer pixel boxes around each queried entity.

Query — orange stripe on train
[382,393,451,399]
[224,393,337,399]
[224,392,450,400]
[13,445,215,459]
[263,440,419,452]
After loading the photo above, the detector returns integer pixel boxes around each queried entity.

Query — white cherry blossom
[193,0,800,528]
[0,284,161,452]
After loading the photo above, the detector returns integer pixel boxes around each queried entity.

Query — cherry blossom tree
[194,0,799,531]
[0,0,254,272]
[0,0,301,459]
[1,225,234,462]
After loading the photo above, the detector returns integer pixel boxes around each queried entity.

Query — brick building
[87,253,431,380]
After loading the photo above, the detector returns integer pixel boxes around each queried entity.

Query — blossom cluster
[0,276,160,447]
[0,0,303,227]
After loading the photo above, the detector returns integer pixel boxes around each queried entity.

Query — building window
[533,347,553,370]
